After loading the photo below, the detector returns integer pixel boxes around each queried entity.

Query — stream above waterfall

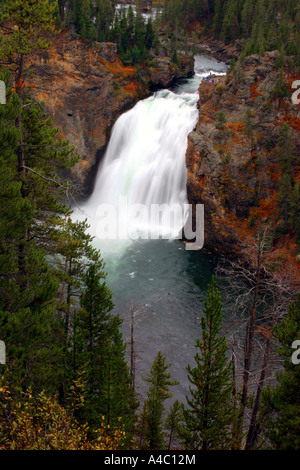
[73,54,228,404]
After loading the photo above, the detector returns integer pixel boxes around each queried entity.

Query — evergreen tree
[1,0,58,85]
[0,0,63,307]
[99,323,138,434]
[0,71,74,396]
[95,0,114,42]
[216,110,227,130]
[145,18,155,50]
[260,294,300,449]
[213,0,223,39]
[276,123,295,233]
[165,400,184,450]
[79,0,93,40]
[161,0,297,64]
[74,264,138,435]
[142,351,178,450]
[127,4,135,41]
[183,277,237,450]
[241,0,255,37]
[270,68,289,100]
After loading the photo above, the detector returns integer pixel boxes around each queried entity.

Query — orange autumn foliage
[124,82,137,94]
[14,78,35,94]
[0,380,130,450]
[250,83,261,98]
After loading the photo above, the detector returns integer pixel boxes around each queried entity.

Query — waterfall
[71,55,228,402]
[73,55,227,252]
[75,90,198,248]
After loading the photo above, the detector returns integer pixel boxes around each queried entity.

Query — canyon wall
[186,51,300,255]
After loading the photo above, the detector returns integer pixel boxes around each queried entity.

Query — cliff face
[30,30,193,189]
[186,51,300,254]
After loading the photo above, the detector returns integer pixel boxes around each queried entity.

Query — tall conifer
[142,351,178,450]
[183,277,237,450]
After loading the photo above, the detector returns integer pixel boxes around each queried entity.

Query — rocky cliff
[30,30,194,190]
[186,51,300,257]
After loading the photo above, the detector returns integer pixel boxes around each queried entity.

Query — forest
[0,0,299,452]
[52,0,300,66]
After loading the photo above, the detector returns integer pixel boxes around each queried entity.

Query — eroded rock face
[30,33,141,187]
[186,52,300,252]
[143,54,194,88]
[30,31,194,189]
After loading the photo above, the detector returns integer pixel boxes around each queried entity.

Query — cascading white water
[87,90,198,240]
[74,55,227,253]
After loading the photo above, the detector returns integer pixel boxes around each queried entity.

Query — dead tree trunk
[130,301,136,392]
[245,334,271,450]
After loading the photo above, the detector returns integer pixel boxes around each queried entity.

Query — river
[73,54,228,404]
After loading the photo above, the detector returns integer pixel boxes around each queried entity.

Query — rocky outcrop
[195,38,243,64]
[186,51,300,253]
[143,54,194,88]
[30,30,194,189]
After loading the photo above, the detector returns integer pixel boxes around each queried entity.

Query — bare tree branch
[22,165,72,192]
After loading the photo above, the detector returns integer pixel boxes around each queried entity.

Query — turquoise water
[103,239,217,403]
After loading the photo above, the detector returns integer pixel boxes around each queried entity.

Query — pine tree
[213,0,223,39]
[127,4,135,43]
[100,323,138,436]
[165,400,184,450]
[222,0,240,44]
[1,0,58,85]
[79,0,93,40]
[260,294,300,449]
[215,111,227,130]
[142,351,178,450]
[0,70,71,395]
[145,18,155,50]
[95,0,114,42]
[0,0,61,300]
[276,123,295,232]
[74,264,138,436]
[241,0,255,37]
[183,277,237,450]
